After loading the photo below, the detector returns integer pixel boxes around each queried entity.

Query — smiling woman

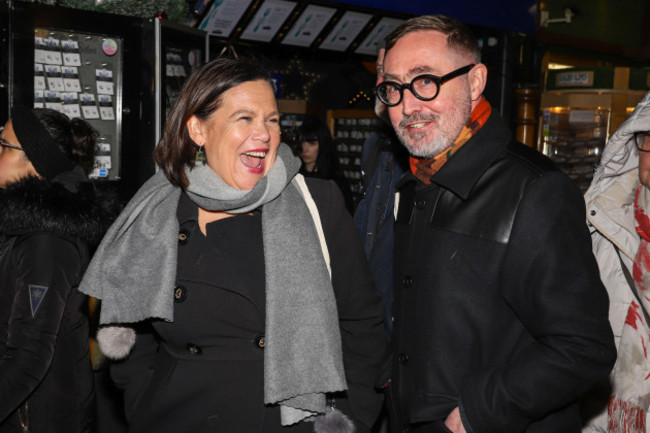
[185,80,280,191]
[78,57,386,433]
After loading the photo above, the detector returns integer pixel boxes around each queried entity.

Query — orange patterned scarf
[410,97,492,184]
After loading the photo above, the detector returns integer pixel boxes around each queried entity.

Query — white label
[82,105,100,120]
[62,52,82,67]
[568,110,595,124]
[556,71,593,87]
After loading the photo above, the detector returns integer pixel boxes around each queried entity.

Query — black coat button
[178,229,190,245]
[174,285,187,303]
[403,275,413,288]
[254,334,265,349]
[186,343,202,355]
[398,353,409,365]
[414,198,426,209]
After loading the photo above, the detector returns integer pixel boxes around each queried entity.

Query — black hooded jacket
[0,173,118,433]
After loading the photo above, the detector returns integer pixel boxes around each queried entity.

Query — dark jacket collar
[399,112,513,200]
[177,190,198,226]
[0,176,119,246]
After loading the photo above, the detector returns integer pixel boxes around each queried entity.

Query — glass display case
[538,67,647,192]
[539,104,610,192]
[5,1,152,199]
[33,27,124,181]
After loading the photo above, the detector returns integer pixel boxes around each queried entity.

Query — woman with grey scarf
[78,57,386,432]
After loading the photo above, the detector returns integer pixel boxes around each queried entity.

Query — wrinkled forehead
[382,32,460,82]
[382,65,438,83]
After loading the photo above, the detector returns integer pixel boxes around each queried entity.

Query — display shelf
[538,89,645,193]
[326,109,381,201]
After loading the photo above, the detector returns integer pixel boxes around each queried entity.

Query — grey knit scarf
[78,144,346,425]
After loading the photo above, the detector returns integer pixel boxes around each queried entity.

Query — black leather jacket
[390,113,616,433]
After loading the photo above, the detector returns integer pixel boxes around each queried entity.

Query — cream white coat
[583,91,650,432]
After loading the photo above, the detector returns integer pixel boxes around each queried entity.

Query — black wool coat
[0,174,118,433]
[389,113,617,433]
[110,177,387,433]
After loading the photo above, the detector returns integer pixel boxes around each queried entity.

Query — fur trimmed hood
[0,175,121,247]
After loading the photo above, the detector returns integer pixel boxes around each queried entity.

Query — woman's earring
[195,146,206,165]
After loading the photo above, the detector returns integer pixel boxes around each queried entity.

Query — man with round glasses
[381,14,616,433]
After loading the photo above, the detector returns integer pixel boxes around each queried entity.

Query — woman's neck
[304,162,316,173]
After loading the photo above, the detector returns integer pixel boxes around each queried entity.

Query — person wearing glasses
[583,91,650,433]
[376,14,616,433]
[0,107,118,433]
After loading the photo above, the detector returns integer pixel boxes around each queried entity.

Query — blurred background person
[584,91,650,433]
[296,116,355,214]
[0,107,116,433]
[78,57,385,433]
[353,46,408,341]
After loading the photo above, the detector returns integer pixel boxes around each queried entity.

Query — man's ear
[469,63,488,102]
[186,115,205,147]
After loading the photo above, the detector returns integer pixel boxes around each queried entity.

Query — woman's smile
[187,80,281,190]
[240,148,268,172]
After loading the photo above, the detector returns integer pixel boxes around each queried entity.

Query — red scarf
[410,97,492,184]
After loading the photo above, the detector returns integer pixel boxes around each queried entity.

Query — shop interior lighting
[548,63,574,69]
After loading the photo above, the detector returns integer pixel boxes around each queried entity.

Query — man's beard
[394,93,472,158]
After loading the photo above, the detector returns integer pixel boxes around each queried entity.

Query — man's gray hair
[385,14,481,63]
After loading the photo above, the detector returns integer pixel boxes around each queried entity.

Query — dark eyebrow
[383,66,437,83]
[230,109,280,119]
[230,110,254,119]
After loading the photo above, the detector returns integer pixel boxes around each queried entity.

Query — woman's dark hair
[32,108,97,174]
[296,116,340,178]
[155,57,272,188]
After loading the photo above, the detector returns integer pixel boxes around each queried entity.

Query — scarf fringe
[608,397,646,433]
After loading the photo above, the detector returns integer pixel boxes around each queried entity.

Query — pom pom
[314,409,356,433]
[97,325,136,359]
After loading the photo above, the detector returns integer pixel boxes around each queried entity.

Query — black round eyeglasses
[374,64,475,107]
[635,132,650,152]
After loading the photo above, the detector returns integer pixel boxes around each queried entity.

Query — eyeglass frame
[635,131,650,152]
[0,125,23,151]
[0,126,24,152]
[0,137,24,152]
[374,64,475,107]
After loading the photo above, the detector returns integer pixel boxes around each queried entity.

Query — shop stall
[538,66,649,192]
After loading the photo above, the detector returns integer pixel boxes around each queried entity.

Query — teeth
[410,122,426,129]
[243,151,267,157]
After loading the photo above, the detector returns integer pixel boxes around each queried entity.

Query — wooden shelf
[277,99,321,115]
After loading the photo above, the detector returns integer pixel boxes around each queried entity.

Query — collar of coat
[398,112,513,200]
[0,175,120,246]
